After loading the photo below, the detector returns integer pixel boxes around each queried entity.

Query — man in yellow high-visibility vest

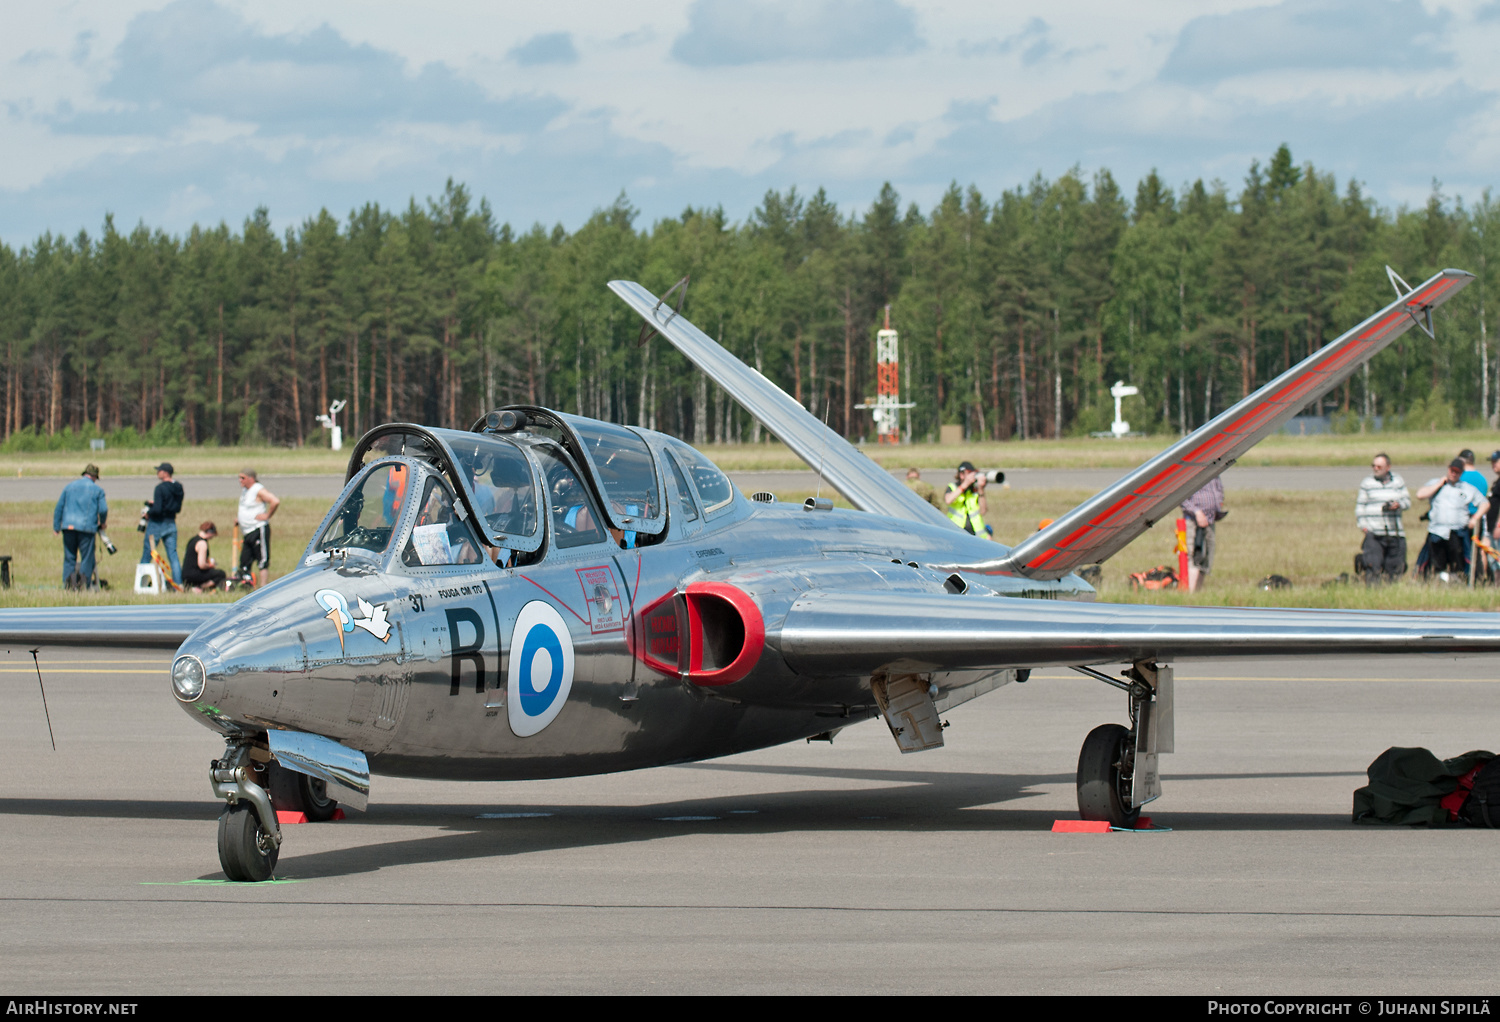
[945,460,989,537]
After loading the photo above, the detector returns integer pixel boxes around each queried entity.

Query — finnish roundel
[507,601,576,737]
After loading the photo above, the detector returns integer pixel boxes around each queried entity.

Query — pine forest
[3,144,1499,451]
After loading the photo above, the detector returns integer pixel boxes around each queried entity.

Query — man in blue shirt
[1457,449,1489,567]
[1458,449,1488,503]
[53,464,109,588]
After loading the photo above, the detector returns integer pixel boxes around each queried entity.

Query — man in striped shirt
[1356,453,1411,583]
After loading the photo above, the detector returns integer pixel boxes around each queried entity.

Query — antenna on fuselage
[814,400,831,501]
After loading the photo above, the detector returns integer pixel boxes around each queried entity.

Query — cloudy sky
[3,0,1498,241]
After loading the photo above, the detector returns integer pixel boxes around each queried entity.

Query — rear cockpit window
[317,462,411,554]
[565,418,664,535]
[535,447,607,549]
[665,451,699,522]
[667,443,734,513]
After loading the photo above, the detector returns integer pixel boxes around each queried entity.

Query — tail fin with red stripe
[982,267,1474,581]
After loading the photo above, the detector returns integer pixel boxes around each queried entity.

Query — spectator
[53,464,108,588]
[904,467,944,511]
[1458,449,1488,499]
[944,461,989,537]
[182,522,227,593]
[139,461,184,587]
[1458,448,1489,566]
[1415,459,1489,581]
[1355,453,1411,583]
[237,469,280,587]
[1487,451,1500,537]
[1180,477,1226,591]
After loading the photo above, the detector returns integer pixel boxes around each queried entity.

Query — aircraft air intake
[630,583,765,687]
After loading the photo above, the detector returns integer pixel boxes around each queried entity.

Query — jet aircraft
[6,267,1500,882]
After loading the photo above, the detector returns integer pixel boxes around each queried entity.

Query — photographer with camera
[1356,453,1411,583]
[1182,477,1227,591]
[945,460,992,538]
[53,463,109,589]
[139,462,184,588]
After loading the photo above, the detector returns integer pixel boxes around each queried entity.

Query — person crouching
[182,521,227,593]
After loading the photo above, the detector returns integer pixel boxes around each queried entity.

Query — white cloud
[508,32,579,67]
[1,0,1498,241]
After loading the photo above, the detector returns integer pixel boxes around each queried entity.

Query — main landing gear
[209,738,345,881]
[1070,661,1174,828]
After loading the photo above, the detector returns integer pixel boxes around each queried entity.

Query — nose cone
[172,581,310,734]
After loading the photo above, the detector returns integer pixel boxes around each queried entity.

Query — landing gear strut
[209,741,282,881]
[1071,661,1174,827]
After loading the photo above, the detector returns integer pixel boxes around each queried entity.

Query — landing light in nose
[171,655,206,702]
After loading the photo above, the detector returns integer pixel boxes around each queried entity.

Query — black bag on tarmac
[1352,746,1494,826]
[1460,758,1500,828]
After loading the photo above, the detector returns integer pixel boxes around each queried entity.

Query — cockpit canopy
[316,407,739,568]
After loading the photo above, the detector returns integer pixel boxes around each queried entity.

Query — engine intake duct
[631,582,764,686]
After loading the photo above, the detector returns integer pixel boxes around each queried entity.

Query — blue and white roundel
[507,601,575,737]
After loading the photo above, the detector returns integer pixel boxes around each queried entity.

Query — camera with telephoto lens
[137,502,150,533]
[98,532,117,555]
[956,468,1005,486]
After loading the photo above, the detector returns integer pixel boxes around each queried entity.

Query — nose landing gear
[209,741,282,882]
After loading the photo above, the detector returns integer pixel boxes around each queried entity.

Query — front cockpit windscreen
[443,433,541,547]
[317,462,413,554]
[566,419,663,531]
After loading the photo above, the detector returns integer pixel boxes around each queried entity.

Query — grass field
[3,427,1494,478]
[2,484,1497,611]
[0,497,331,606]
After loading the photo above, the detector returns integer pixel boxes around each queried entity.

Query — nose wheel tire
[1076,723,1140,828]
[218,803,279,882]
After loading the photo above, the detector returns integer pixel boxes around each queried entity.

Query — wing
[770,590,1500,675]
[0,606,226,649]
[608,280,952,527]
[978,268,1475,580]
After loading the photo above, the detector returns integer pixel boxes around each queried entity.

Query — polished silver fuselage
[176,468,1092,782]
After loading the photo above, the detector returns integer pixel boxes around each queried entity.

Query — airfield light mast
[856,306,915,444]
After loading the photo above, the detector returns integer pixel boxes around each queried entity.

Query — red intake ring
[630,583,765,686]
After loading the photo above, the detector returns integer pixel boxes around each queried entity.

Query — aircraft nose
[171,603,300,733]
[170,637,242,733]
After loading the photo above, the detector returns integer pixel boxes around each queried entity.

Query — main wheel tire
[217,803,279,882]
[297,773,339,822]
[265,762,340,822]
[1076,723,1140,828]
